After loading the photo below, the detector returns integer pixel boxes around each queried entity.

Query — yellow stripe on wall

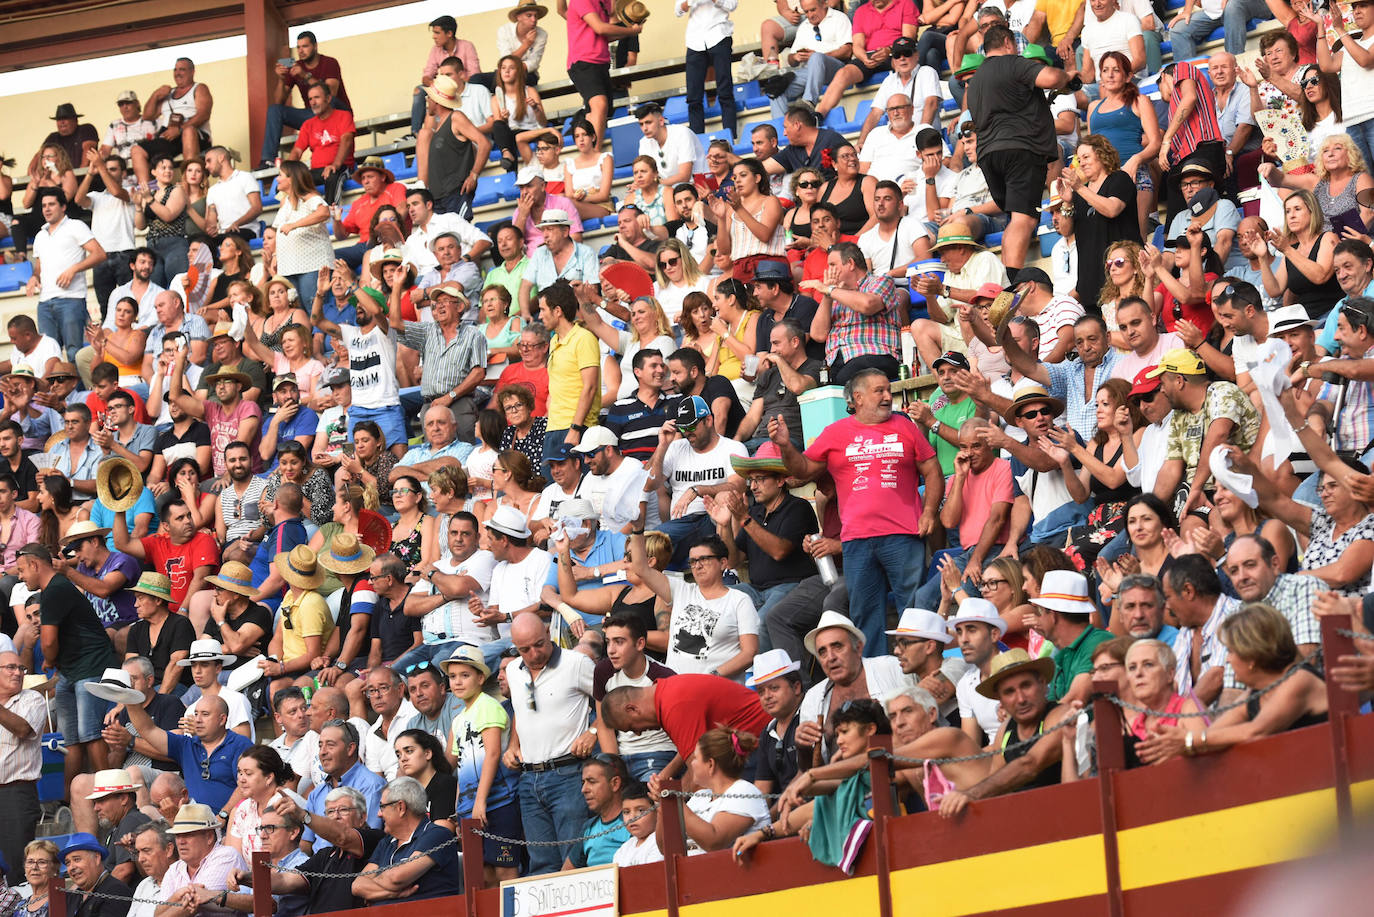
[677,875,879,917]
[1117,789,1338,889]
[888,835,1106,916]
[1352,778,1374,813]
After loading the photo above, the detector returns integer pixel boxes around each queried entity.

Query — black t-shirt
[737,493,819,589]
[118,691,186,736]
[44,125,100,169]
[964,54,1057,162]
[40,574,116,681]
[102,808,152,871]
[127,613,197,687]
[303,826,386,913]
[6,454,40,502]
[755,715,799,791]
[153,420,213,456]
[203,602,274,664]
[755,296,823,362]
[753,358,823,447]
[371,592,421,662]
[69,873,133,917]
[769,128,848,178]
[423,771,459,823]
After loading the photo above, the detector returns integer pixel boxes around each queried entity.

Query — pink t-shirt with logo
[804,414,937,540]
[205,399,263,477]
[567,0,613,67]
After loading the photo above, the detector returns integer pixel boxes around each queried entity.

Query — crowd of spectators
[0,0,1373,909]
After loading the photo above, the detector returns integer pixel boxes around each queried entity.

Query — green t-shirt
[928,389,978,476]
[1049,625,1114,702]
[39,573,117,681]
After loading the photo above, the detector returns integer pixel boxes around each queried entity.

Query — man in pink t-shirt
[566,0,644,143]
[1110,298,1184,384]
[769,368,943,654]
[815,0,920,117]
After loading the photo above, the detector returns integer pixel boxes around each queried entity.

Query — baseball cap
[546,442,579,463]
[1129,366,1161,397]
[116,90,138,104]
[571,426,618,453]
[674,395,712,428]
[972,282,1004,301]
[1145,349,1207,378]
[323,367,350,388]
[932,351,971,371]
[272,373,299,391]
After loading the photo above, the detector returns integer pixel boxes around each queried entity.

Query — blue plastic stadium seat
[382,152,406,174]
[834,99,873,135]
[700,129,733,152]
[249,235,264,251]
[1040,230,1062,258]
[609,120,644,168]
[0,261,33,293]
[822,106,850,132]
[474,174,504,208]
[736,80,767,112]
[985,231,1004,248]
[583,216,603,231]
[664,97,689,124]
[1153,224,1167,250]
[941,96,957,112]
[613,164,633,181]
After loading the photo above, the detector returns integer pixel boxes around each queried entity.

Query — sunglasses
[1105,257,1129,270]
[1341,303,1372,331]
[1132,389,1162,404]
[797,180,823,189]
[1300,76,1321,88]
[677,421,700,433]
[1018,407,1054,420]
[46,374,77,383]
[891,48,914,58]
[403,661,435,677]
[659,256,680,268]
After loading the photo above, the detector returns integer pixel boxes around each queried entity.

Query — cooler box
[798,386,848,447]
[39,732,66,803]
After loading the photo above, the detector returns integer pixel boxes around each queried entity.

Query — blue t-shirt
[249,517,310,610]
[264,406,321,472]
[89,490,159,548]
[1318,279,1374,354]
[305,759,385,847]
[566,814,631,869]
[164,729,253,812]
[367,819,463,900]
[541,530,628,625]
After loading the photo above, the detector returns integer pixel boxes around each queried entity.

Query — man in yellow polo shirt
[538,281,601,461]
[263,545,334,696]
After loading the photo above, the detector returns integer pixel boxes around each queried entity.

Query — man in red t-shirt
[289,82,355,205]
[111,499,220,614]
[599,673,770,791]
[333,157,407,269]
[770,368,943,654]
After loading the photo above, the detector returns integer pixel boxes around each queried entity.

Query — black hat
[51,103,82,120]
[891,36,917,56]
[1187,186,1220,216]
[932,351,971,371]
[1013,266,1052,289]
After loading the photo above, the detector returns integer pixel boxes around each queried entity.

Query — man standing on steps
[17,543,117,791]
[0,648,46,884]
[964,25,1076,275]
[312,283,407,454]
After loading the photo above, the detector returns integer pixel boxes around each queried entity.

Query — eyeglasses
[257,824,284,835]
[1091,661,1124,676]
[1105,257,1129,270]
[797,180,823,189]
[378,799,403,810]
[517,341,545,350]
[0,663,27,673]
[980,578,1008,590]
[324,806,358,817]
[659,256,680,268]
[885,105,913,114]
[687,555,723,566]
[1317,479,1343,494]
[1300,76,1321,88]
[1018,408,1054,420]
[393,488,418,496]
[25,858,55,869]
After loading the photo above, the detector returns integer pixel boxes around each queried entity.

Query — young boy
[612,782,663,867]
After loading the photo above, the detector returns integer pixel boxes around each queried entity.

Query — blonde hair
[1314,133,1367,182]
[1098,240,1147,306]
[654,238,703,289]
[1279,189,1324,247]
[629,295,673,338]
[1221,603,1298,673]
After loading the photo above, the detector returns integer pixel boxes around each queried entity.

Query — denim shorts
[55,674,113,744]
[348,404,408,451]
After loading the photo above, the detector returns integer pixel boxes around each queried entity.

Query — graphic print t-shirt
[804,414,936,540]
[666,580,758,683]
[661,436,748,516]
[339,323,400,409]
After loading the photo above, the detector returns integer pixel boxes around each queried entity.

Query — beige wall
[3,0,779,166]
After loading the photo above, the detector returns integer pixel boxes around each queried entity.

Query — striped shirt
[729,203,787,261]
[402,321,489,400]
[1044,349,1121,442]
[825,273,903,365]
[605,393,668,460]
[1319,343,1374,453]
[1167,61,1223,162]
[0,689,47,782]
[218,477,266,543]
[1172,594,1240,695]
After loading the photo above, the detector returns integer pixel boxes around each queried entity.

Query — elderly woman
[1060,636,1134,780]
[17,839,59,917]
[1125,638,1206,750]
[1266,135,1374,237]
[496,384,546,469]
[1137,603,1328,764]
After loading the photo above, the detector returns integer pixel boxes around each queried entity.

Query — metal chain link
[66,889,173,907]
[472,800,660,846]
[889,714,1078,766]
[659,789,783,801]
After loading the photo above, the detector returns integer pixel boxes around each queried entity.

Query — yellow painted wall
[2,0,780,168]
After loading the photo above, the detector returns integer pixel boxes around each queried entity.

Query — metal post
[250,850,273,917]
[865,735,895,917]
[461,817,487,916]
[1321,615,1359,839]
[1091,679,1126,917]
[657,779,686,917]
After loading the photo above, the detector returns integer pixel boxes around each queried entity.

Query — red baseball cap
[1129,366,1161,397]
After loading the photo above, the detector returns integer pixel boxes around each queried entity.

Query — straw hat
[976,648,1056,699]
[509,0,548,21]
[59,520,111,546]
[276,544,325,590]
[317,533,375,576]
[352,155,395,184]
[615,0,651,25]
[425,75,463,111]
[205,561,257,597]
[442,643,491,680]
[1008,379,1066,419]
[369,249,416,286]
[931,222,987,253]
[128,573,173,603]
[96,457,144,513]
[2,365,44,388]
[202,370,252,388]
[85,769,138,800]
[804,610,866,657]
[167,803,219,835]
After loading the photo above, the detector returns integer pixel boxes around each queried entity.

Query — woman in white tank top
[710,158,785,281]
[564,118,615,220]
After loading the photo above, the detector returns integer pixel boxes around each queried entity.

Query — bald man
[124,693,252,813]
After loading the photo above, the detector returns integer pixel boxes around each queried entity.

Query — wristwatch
[302,810,313,826]
[925,177,936,186]
[931,420,943,437]
[334,659,348,671]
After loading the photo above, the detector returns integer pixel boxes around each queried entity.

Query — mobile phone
[278,57,294,67]
[342,444,356,457]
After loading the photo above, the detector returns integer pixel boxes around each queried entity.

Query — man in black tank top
[423,71,491,220]
[937,649,1070,817]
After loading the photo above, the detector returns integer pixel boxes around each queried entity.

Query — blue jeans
[1168,13,1223,61]
[686,37,737,137]
[38,298,88,362]
[261,105,313,164]
[915,25,953,71]
[912,544,999,610]
[518,764,589,875]
[391,639,465,674]
[149,235,189,289]
[334,241,369,272]
[842,534,925,656]
[768,53,847,118]
[1347,119,1374,179]
[622,750,676,783]
[287,270,318,309]
[730,581,802,654]
[54,674,112,744]
[652,511,718,570]
[1223,0,1272,54]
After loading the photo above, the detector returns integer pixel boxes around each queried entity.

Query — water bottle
[819,364,830,387]
[816,554,839,586]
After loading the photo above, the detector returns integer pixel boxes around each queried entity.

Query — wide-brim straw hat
[977,649,1057,699]
[97,457,144,513]
[425,75,463,111]
[616,0,650,25]
[204,561,257,597]
[276,544,325,590]
[128,573,173,602]
[352,155,395,184]
[60,520,111,545]
[510,1,549,21]
[317,533,375,575]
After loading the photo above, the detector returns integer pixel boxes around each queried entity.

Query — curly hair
[1098,240,1147,307]
[1077,133,1121,175]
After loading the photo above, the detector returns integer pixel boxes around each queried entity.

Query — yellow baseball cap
[1145,348,1206,377]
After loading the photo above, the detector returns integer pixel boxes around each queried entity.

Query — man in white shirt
[204,146,264,240]
[796,611,909,764]
[470,506,553,641]
[74,152,136,314]
[857,36,942,146]
[574,425,650,533]
[1080,0,1146,89]
[767,0,855,117]
[267,686,320,788]
[415,511,501,666]
[859,181,930,287]
[502,611,597,876]
[678,0,740,137]
[101,249,163,331]
[1,317,63,379]
[635,103,706,187]
[126,821,177,917]
[902,127,957,225]
[24,189,106,364]
[858,93,930,184]
[362,666,419,755]
[402,187,491,274]
[948,599,1006,746]
[100,90,157,173]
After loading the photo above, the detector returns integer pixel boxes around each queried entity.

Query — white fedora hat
[804,610,866,657]
[1029,570,1095,616]
[745,649,801,687]
[176,638,237,667]
[885,608,951,644]
[485,504,532,539]
[946,598,1007,638]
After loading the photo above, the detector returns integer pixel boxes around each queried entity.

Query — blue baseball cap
[546,442,579,463]
[674,395,711,427]
[60,833,108,859]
